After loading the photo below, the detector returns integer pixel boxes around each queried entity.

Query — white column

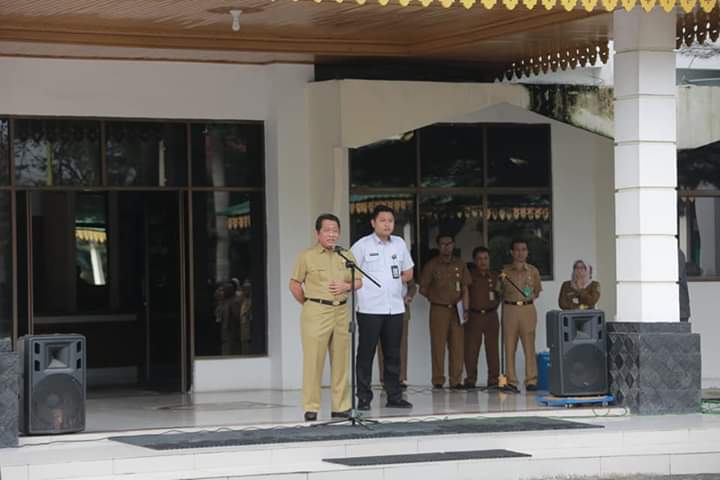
[613,9,679,322]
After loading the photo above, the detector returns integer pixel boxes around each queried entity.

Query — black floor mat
[324,449,531,466]
[109,416,601,450]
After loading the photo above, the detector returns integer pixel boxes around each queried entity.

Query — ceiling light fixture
[229,9,242,32]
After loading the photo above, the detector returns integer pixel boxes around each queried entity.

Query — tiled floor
[81,385,561,433]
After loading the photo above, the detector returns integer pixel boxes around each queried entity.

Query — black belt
[504,300,533,306]
[431,302,457,309]
[469,307,497,315]
[306,298,347,306]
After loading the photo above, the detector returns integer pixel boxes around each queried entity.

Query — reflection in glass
[350,135,417,188]
[420,125,483,187]
[0,119,8,185]
[75,194,108,288]
[487,125,551,187]
[350,193,416,265]
[678,140,720,191]
[487,194,552,276]
[107,122,187,186]
[191,124,263,187]
[193,191,265,356]
[420,194,483,268]
[0,192,11,341]
[14,119,101,186]
[679,196,720,277]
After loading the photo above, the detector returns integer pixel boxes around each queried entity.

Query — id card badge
[522,286,532,298]
[489,291,495,302]
[391,265,400,279]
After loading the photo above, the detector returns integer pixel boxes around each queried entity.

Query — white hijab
[570,259,593,290]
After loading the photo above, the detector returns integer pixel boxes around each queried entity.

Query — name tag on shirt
[391,265,400,279]
[489,291,495,301]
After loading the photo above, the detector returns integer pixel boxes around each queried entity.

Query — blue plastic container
[536,351,550,392]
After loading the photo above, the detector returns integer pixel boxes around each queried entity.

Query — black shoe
[304,411,317,421]
[357,400,371,411]
[485,384,500,392]
[433,384,444,390]
[400,382,408,390]
[525,384,538,392]
[502,384,520,394]
[331,409,351,418]
[386,398,413,408]
[464,383,476,390]
[450,384,465,390]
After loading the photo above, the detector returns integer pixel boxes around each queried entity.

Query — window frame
[678,188,720,282]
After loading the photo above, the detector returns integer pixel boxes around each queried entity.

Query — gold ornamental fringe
[350,198,414,215]
[296,0,718,13]
[227,215,252,231]
[75,228,107,244]
[500,41,609,81]
[677,8,720,47]
[419,206,551,222]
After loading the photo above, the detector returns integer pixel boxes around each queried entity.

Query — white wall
[0,57,314,392]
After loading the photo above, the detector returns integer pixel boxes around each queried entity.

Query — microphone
[333,245,347,253]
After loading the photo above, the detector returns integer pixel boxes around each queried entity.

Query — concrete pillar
[613,9,679,322]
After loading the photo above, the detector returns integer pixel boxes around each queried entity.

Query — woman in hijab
[558,259,601,310]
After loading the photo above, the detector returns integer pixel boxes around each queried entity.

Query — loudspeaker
[18,334,86,435]
[546,310,608,397]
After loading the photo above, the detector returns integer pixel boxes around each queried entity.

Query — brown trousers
[502,304,538,387]
[300,301,350,413]
[463,311,500,386]
[429,304,464,386]
[378,308,410,383]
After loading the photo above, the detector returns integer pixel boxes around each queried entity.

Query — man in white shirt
[351,205,414,410]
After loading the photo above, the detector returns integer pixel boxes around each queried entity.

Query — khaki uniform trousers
[430,304,464,386]
[377,308,410,383]
[300,301,350,413]
[502,304,538,387]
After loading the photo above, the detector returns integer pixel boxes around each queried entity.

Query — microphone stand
[315,247,381,428]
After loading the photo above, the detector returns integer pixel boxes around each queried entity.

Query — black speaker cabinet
[18,334,86,435]
[546,310,608,397]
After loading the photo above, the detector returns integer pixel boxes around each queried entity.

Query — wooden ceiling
[0,0,612,66]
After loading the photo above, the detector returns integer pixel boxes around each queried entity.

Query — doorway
[18,190,188,391]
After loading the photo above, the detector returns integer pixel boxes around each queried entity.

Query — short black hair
[315,213,340,232]
[436,233,454,244]
[472,246,490,259]
[372,205,395,220]
[510,238,528,250]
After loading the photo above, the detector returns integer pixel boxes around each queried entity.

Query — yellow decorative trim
[419,0,433,5]
[581,0,599,11]
[460,0,476,7]
[560,0,576,9]
[75,228,107,244]
[502,0,520,9]
[522,0,538,8]
[639,0,656,11]
[440,0,455,6]
[658,0,675,10]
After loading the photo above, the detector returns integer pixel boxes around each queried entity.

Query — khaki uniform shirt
[419,256,472,306]
[291,243,356,303]
[558,280,600,310]
[496,263,542,303]
[469,270,500,312]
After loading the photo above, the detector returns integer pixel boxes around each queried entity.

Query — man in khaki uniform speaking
[419,234,471,389]
[289,213,361,422]
[496,238,542,393]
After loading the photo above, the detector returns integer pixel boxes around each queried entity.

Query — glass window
[419,194,483,268]
[0,192,11,341]
[193,191,266,357]
[350,135,417,188]
[679,196,720,278]
[420,125,483,187]
[487,194,552,275]
[0,119,8,185]
[678,140,720,191]
[486,125,551,187]
[107,122,187,186]
[14,119,101,186]
[191,124,263,187]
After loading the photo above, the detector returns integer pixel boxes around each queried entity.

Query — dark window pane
[487,125,550,187]
[419,194,484,269]
[191,124,263,187]
[14,119,100,186]
[0,120,8,185]
[678,140,720,191]
[107,122,187,186]
[350,135,416,188]
[193,191,266,357]
[679,196,720,277]
[0,192,11,341]
[487,194,552,276]
[350,194,416,264]
[419,125,483,187]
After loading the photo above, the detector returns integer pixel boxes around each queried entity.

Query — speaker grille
[565,344,607,393]
[30,374,85,434]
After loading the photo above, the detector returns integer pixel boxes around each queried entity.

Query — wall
[0,57,315,392]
